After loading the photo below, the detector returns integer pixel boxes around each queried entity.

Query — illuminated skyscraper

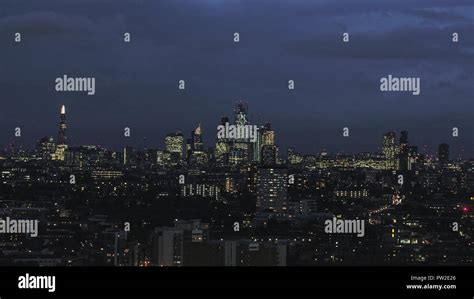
[259,122,278,166]
[287,148,303,165]
[123,146,133,165]
[383,132,396,170]
[231,101,255,164]
[188,124,207,165]
[261,122,275,146]
[215,117,230,166]
[256,166,288,216]
[191,124,203,152]
[51,105,68,161]
[252,127,262,162]
[58,105,67,145]
[36,137,56,160]
[165,131,184,158]
[234,101,248,126]
[407,145,418,170]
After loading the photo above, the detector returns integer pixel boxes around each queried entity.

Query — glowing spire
[58,104,67,145]
[195,123,201,135]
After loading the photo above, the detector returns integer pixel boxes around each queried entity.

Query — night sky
[0,0,472,157]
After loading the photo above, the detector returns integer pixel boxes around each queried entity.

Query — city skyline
[2,103,471,160]
[0,0,472,155]
[1,98,471,267]
[0,2,472,295]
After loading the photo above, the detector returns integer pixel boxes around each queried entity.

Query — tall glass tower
[234,101,248,126]
[58,105,67,145]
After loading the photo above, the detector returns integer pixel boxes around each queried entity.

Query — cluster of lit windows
[181,184,220,200]
[334,190,368,198]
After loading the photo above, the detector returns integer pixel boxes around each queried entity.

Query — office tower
[64,147,84,169]
[287,148,303,165]
[261,122,275,146]
[261,145,278,166]
[234,101,248,126]
[50,105,69,161]
[225,177,235,193]
[165,132,183,155]
[215,141,230,165]
[230,142,250,165]
[188,124,207,166]
[191,124,204,152]
[215,139,229,165]
[383,132,396,170]
[250,122,274,165]
[156,150,164,166]
[36,137,56,160]
[256,166,288,216]
[57,105,67,145]
[229,102,252,165]
[258,122,278,167]
[407,145,418,170]
[123,146,133,165]
[165,131,184,165]
[438,143,449,165]
[256,122,276,166]
[215,117,231,166]
[252,125,263,162]
[231,104,259,163]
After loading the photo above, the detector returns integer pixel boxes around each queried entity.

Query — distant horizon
[2,103,471,160]
[0,0,472,158]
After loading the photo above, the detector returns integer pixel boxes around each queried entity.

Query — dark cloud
[0,0,472,156]
[402,8,469,23]
[0,11,96,35]
[287,25,474,62]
